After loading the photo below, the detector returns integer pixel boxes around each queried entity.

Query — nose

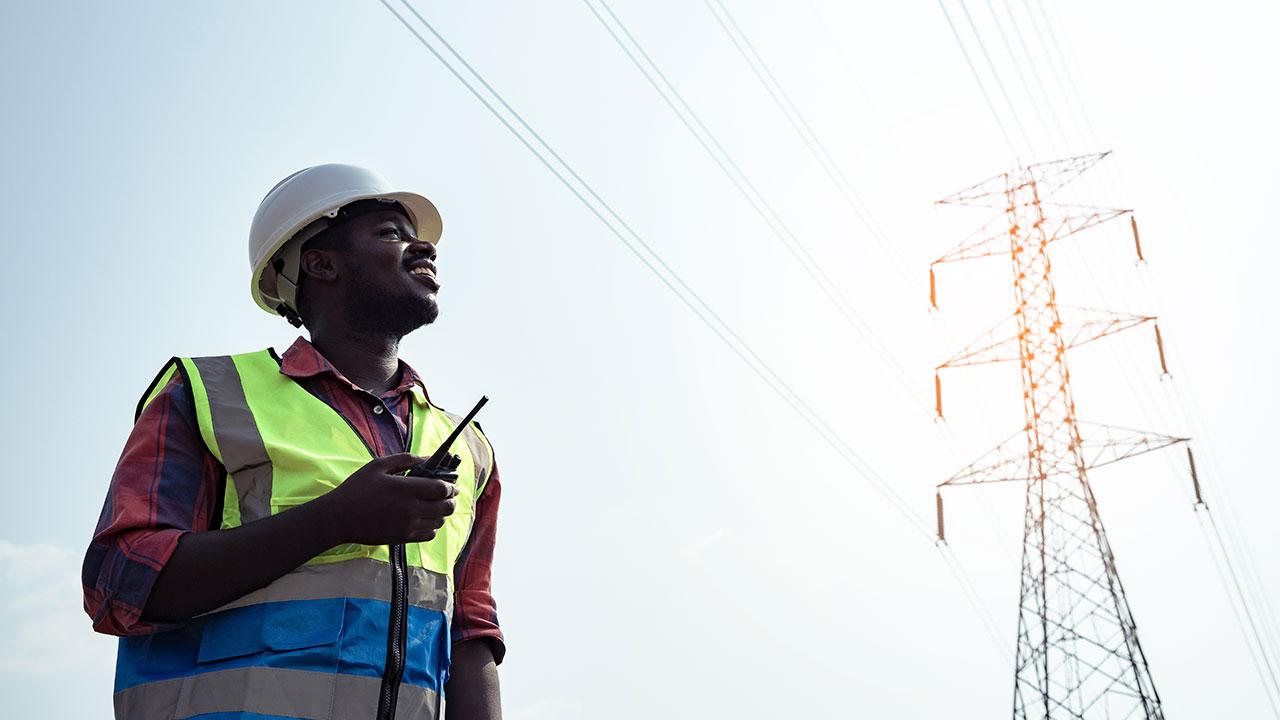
[407,237,437,261]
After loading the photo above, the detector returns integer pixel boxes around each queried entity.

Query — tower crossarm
[934,151,1111,209]
[930,203,1133,310]
[1077,421,1189,471]
[934,422,1191,543]
[1057,306,1156,352]
[1022,151,1112,199]
[935,172,1017,210]
[1040,204,1133,243]
[938,422,1187,490]
[937,429,1029,488]
[934,308,1157,391]
[931,212,1013,266]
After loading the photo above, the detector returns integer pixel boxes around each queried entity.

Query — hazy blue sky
[2,1,1277,717]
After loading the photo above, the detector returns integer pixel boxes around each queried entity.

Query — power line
[1206,507,1280,711]
[981,0,1059,158]
[582,0,930,415]
[935,0,1021,160]
[588,0,1019,656]
[700,0,917,291]
[694,0,1030,646]
[997,0,1072,151]
[688,0,1016,450]
[954,0,1037,155]
[794,0,1022,564]
[376,0,931,541]
[378,0,1013,661]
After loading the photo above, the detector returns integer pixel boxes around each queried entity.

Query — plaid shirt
[82,337,504,662]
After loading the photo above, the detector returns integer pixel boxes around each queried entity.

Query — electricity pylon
[930,152,1199,719]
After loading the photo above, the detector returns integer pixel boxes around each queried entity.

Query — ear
[299,248,339,283]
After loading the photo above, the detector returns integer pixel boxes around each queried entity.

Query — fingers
[405,477,458,501]
[419,498,456,520]
[368,452,425,473]
[403,500,456,542]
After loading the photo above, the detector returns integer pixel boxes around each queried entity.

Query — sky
[1,0,1278,717]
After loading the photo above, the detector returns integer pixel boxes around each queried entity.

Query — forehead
[350,208,414,230]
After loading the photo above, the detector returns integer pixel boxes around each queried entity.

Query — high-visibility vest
[113,349,493,720]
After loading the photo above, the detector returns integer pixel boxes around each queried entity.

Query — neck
[308,321,402,396]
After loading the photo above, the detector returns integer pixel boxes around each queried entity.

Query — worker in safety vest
[83,164,504,719]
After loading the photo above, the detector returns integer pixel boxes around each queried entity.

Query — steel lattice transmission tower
[930,152,1199,719]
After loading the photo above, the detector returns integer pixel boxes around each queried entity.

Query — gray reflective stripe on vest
[210,557,449,614]
[446,413,492,492]
[190,355,274,524]
[113,665,439,719]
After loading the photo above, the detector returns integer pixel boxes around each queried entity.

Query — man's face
[335,208,441,336]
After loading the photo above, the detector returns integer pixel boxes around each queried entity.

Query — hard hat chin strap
[269,212,336,325]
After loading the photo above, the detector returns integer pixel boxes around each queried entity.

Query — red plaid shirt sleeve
[451,459,504,663]
[82,371,224,636]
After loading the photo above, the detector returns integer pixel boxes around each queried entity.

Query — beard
[345,264,439,339]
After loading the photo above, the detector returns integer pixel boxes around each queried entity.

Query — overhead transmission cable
[795,0,1020,566]
[375,0,1012,659]
[583,0,1010,649]
[580,0,929,416]
[693,0,1021,633]
[375,0,931,539]
[701,0,1012,650]
[996,0,1072,152]
[700,0,917,293]
[693,0,1013,455]
[953,0,1038,156]
[694,0,1013,457]
[981,0,1059,158]
[935,0,1021,162]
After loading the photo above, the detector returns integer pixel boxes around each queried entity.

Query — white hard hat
[249,163,443,320]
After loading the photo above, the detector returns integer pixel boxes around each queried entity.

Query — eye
[379,227,402,241]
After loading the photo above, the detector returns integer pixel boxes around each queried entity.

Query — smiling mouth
[407,266,440,291]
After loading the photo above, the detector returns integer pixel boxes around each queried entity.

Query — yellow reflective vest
[113,348,492,720]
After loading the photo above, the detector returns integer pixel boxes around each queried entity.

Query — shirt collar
[278,336,428,401]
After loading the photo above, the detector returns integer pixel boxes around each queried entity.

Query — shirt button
[373,405,385,415]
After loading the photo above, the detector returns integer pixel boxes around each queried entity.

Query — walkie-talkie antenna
[422,395,489,468]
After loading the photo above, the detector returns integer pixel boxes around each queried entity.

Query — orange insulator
[936,491,947,542]
[1188,446,1205,507]
[1131,215,1146,263]
[935,371,944,419]
[1154,324,1170,377]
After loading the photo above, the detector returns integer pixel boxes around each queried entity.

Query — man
[83,164,504,719]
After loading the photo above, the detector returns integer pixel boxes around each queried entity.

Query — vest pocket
[174,600,347,720]
[196,599,346,663]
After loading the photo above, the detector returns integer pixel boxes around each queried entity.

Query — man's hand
[322,452,459,546]
[143,452,458,623]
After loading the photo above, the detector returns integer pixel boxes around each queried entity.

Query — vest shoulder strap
[134,357,185,422]
[177,351,277,483]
